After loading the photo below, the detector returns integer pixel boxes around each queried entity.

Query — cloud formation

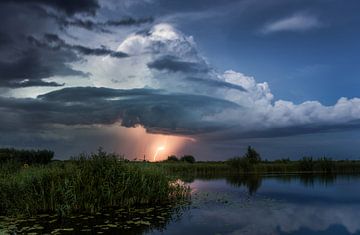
[1,1,360,158]
[0,87,238,135]
[87,23,360,139]
[2,0,100,15]
[3,22,359,140]
[28,34,128,58]
[0,1,146,88]
[261,14,323,34]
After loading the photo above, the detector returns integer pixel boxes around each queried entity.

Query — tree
[244,146,261,164]
[166,155,179,162]
[180,155,196,163]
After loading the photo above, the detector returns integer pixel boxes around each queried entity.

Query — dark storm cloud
[1,0,100,15]
[201,120,360,142]
[28,34,128,58]
[147,55,246,91]
[0,3,89,87]
[0,1,149,88]
[147,55,210,73]
[0,47,87,88]
[53,16,154,33]
[4,80,64,88]
[0,87,239,134]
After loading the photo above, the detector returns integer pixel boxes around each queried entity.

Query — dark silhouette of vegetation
[298,156,335,173]
[227,146,261,173]
[162,155,196,163]
[273,158,291,164]
[298,157,314,171]
[244,146,261,164]
[0,148,54,165]
[166,155,179,162]
[317,157,335,173]
[180,155,196,164]
[227,157,254,172]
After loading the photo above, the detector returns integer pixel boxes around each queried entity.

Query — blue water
[149,174,360,235]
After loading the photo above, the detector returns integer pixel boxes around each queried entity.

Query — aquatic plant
[0,150,189,216]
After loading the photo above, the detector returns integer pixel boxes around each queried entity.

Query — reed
[0,151,189,216]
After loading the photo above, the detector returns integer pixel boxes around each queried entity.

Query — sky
[0,0,359,160]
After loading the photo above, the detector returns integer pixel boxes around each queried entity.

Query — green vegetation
[1,146,360,218]
[0,149,189,217]
[226,146,360,174]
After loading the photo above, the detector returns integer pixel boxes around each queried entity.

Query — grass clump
[0,149,188,216]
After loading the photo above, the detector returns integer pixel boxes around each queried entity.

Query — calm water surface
[1,174,360,235]
[149,174,360,235]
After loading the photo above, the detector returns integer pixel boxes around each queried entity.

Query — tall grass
[0,151,188,216]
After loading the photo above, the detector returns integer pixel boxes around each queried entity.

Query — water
[149,174,360,235]
[1,174,360,235]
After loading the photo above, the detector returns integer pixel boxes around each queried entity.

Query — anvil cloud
[0,0,359,159]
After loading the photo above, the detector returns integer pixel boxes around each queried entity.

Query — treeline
[227,146,360,173]
[0,148,54,165]
[162,155,196,163]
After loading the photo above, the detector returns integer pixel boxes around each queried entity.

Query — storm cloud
[0,87,239,134]
[1,0,100,15]
[0,1,150,88]
[28,34,128,58]
[1,0,360,159]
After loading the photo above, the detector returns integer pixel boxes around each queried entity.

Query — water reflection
[153,173,360,235]
[181,173,342,195]
[225,174,262,195]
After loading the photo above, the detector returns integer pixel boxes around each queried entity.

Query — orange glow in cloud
[112,125,195,161]
[153,145,165,161]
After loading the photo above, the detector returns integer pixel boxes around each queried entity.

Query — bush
[166,155,179,162]
[180,155,195,164]
[227,157,254,173]
[244,146,261,164]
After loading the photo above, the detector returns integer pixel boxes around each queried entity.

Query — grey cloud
[0,4,91,88]
[0,47,87,88]
[51,14,154,33]
[148,55,209,73]
[4,80,64,88]
[1,0,100,15]
[28,34,128,58]
[184,77,247,92]
[201,120,360,142]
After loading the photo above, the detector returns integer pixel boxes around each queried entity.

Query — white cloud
[84,23,360,136]
[261,14,323,34]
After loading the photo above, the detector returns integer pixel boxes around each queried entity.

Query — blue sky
[0,0,359,160]
[157,0,360,105]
